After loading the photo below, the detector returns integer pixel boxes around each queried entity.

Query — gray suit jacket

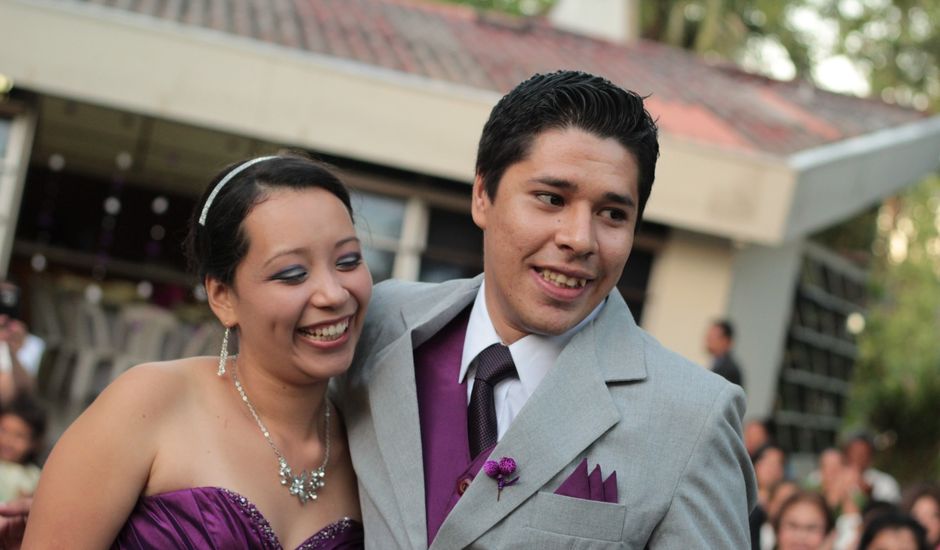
[339,275,756,549]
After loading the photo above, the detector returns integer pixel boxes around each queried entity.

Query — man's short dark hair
[843,430,876,452]
[714,319,735,340]
[858,511,929,550]
[475,70,659,224]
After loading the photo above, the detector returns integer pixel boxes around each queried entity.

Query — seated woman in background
[903,484,940,550]
[774,490,835,550]
[23,155,370,548]
[0,395,46,502]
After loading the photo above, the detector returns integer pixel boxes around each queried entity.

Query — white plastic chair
[107,303,181,382]
[47,294,116,417]
[179,321,227,359]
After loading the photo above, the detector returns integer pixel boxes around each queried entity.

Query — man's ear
[205,276,237,329]
[471,174,491,231]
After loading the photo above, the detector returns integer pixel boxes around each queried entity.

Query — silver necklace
[231,358,331,505]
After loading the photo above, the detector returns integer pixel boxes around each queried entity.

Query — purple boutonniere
[483,456,519,501]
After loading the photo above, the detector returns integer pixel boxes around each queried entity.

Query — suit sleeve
[647,383,757,548]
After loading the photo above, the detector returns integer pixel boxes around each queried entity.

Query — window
[0,117,10,158]
[773,243,865,454]
[353,191,407,282]
[419,206,483,282]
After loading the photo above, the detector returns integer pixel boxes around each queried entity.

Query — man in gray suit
[340,70,756,548]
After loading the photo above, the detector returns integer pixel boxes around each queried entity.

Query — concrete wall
[726,240,804,418]
[548,0,640,44]
[642,229,735,366]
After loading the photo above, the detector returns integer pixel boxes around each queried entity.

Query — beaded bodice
[111,486,363,549]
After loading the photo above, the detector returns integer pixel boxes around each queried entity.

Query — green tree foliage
[850,176,940,480]
[823,0,940,111]
[810,1,940,480]
[435,0,556,17]
[639,1,815,78]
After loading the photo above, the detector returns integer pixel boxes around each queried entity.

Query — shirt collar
[459,280,606,396]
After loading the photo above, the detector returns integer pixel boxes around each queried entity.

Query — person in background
[744,417,774,457]
[0,395,47,502]
[902,484,940,550]
[774,490,835,550]
[753,442,787,508]
[844,432,901,504]
[814,448,849,511]
[750,442,790,549]
[807,447,866,550]
[704,318,744,387]
[857,511,929,550]
[754,479,800,550]
[0,280,41,407]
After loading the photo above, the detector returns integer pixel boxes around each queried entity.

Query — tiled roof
[72,0,929,155]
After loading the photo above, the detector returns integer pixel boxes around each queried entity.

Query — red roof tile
[72,0,930,155]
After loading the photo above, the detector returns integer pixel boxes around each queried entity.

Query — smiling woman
[22,155,368,549]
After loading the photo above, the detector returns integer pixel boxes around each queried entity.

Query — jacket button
[457,477,472,495]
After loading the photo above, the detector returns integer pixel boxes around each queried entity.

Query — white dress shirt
[458,280,605,442]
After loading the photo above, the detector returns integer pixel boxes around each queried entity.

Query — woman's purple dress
[111,487,364,549]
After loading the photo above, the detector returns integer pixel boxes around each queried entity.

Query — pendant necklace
[231,357,330,505]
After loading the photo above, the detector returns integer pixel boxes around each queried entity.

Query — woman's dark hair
[184,154,352,286]
[858,511,929,550]
[2,394,48,464]
[475,70,659,224]
[773,490,834,536]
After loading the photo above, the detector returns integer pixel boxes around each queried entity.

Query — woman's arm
[22,363,177,548]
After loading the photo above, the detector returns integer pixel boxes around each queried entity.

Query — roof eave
[781,116,940,242]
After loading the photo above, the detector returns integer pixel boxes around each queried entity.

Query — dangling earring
[218,327,230,377]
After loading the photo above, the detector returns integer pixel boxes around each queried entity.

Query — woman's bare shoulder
[92,357,217,420]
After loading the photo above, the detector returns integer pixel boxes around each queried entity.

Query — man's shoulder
[357,276,479,352]
[640,330,722,383]
[371,277,474,307]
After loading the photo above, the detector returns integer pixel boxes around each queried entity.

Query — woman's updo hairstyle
[185,154,352,287]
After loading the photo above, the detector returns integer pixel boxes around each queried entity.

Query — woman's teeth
[300,319,350,341]
[539,269,587,289]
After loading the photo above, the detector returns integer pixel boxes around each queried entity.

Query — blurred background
[0,1,938,544]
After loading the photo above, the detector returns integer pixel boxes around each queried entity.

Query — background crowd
[0,279,47,506]
[746,418,940,550]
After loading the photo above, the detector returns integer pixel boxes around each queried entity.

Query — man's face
[845,439,873,470]
[472,127,639,344]
[705,325,730,357]
[743,421,769,455]
[819,449,844,487]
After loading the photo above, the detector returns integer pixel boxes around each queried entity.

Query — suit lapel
[364,277,481,550]
[431,293,647,549]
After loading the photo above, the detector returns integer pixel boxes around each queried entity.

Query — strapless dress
[111,486,363,549]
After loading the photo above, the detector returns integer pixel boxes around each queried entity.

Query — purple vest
[414,310,494,545]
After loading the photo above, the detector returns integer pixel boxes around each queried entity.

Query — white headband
[198,156,279,226]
